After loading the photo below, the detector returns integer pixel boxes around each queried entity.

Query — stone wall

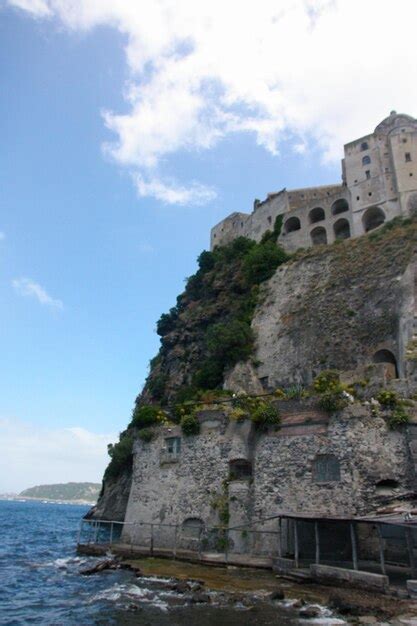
[122,404,414,554]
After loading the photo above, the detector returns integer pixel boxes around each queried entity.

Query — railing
[77,517,281,562]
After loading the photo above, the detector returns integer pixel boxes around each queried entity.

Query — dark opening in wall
[334,218,351,240]
[360,141,369,151]
[331,199,349,215]
[229,459,253,481]
[310,226,327,246]
[376,479,400,493]
[284,216,301,233]
[313,454,341,482]
[372,349,398,378]
[362,206,386,232]
[182,517,204,538]
[362,155,371,165]
[309,207,325,223]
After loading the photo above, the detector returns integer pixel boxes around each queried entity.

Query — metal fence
[77,517,281,561]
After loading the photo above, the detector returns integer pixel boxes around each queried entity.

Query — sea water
[0,499,337,625]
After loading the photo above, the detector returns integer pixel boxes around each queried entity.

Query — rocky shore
[78,554,417,624]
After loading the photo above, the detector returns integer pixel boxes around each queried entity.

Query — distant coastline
[0,481,101,506]
[0,495,94,506]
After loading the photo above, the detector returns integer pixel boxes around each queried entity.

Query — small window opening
[360,141,369,151]
[356,196,360,201]
[365,170,371,179]
[229,459,253,480]
[267,216,272,225]
[313,454,341,482]
[368,192,372,197]
[405,152,412,162]
[165,437,181,455]
[362,155,371,165]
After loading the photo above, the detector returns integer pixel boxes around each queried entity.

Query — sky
[1,0,417,492]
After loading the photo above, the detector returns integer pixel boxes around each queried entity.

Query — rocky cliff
[93,216,417,521]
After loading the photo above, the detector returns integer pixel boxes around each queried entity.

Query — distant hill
[19,482,101,503]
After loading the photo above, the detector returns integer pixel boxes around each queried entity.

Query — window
[313,454,341,482]
[365,170,371,179]
[309,207,325,224]
[331,199,349,215]
[333,218,351,240]
[356,196,360,201]
[360,141,369,151]
[362,155,371,165]
[229,459,253,480]
[267,216,272,225]
[405,152,412,162]
[284,216,301,233]
[165,437,181,455]
[362,207,385,233]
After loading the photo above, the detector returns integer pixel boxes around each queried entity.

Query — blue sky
[1,0,416,491]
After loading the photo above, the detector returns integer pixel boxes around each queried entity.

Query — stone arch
[331,199,349,215]
[362,206,385,232]
[182,517,204,538]
[284,216,301,233]
[333,218,351,240]
[372,349,398,379]
[309,207,325,224]
[229,459,253,480]
[310,226,327,246]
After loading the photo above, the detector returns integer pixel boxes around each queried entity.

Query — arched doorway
[284,216,301,233]
[331,199,349,215]
[362,207,385,232]
[309,207,325,224]
[372,349,398,379]
[310,226,327,246]
[334,218,351,240]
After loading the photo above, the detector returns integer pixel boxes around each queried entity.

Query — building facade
[210,112,417,252]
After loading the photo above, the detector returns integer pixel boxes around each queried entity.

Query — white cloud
[12,277,63,310]
[133,173,216,205]
[7,0,417,199]
[0,417,116,493]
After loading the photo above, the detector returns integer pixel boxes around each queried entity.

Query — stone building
[210,111,417,252]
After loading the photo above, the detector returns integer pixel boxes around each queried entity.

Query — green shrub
[313,370,340,394]
[243,240,289,284]
[206,320,254,366]
[138,428,154,443]
[388,405,410,429]
[147,373,168,401]
[318,390,349,413]
[130,404,161,429]
[197,250,216,272]
[104,433,134,479]
[251,401,281,429]
[180,413,200,436]
[377,389,399,408]
[193,360,225,389]
[156,307,178,336]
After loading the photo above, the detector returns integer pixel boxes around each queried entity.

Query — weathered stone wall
[122,405,414,553]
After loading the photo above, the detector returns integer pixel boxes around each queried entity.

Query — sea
[0,499,340,625]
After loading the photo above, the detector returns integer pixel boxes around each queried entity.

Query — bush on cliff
[180,412,200,436]
[105,433,134,479]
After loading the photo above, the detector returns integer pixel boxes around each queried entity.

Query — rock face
[251,222,417,389]
[88,470,131,521]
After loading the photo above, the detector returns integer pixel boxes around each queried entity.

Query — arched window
[334,218,351,240]
[310,226,327,246]
[331,199,349,215]
[284,216,301,233]
[182,518,204,539]
[313,454,341,482]
[309,207,325,224]
[360,141,369,151]
[229,459,252,480]
[372,349,398,379]
[362,155,371,165]
[362,206,385,232]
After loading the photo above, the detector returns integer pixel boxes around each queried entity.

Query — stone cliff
[93,217,417,521]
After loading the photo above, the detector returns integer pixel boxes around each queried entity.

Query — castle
[211,111,417,252]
